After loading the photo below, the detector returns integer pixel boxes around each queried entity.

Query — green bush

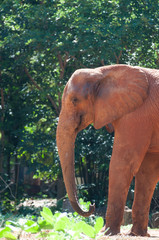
[0,206,104,239]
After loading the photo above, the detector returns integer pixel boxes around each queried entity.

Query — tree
[0,0,158,210]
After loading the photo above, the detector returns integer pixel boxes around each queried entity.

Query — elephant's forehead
[67,68,102,90]
[67,72,85,92]
[66,79,82,96]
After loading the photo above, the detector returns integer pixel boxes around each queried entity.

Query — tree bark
[7,155,11,180]
[114,50,122,64]
[57,52,69,79]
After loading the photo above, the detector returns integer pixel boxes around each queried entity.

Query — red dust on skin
[56,64,159,236]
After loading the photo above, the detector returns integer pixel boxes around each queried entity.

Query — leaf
[40,207,54,225]
[5,221,16,226]
[94,217,104,234]
[73,221,84,233]
[3,231,17,239]
[38,219,53,229]
[73,221,95,238]
[0,226,16,239]
[0,227,11,238]
[24,223,40,233]
[54,216,71,231]
[23,220,40,233]
[4,224,18,233]
[25,220,36,227]
[82,222,96,239]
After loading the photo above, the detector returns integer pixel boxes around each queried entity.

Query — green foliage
[0,206,104,239]
[0,227,16,240]
[0,0,159,211]
[75,126,114,206]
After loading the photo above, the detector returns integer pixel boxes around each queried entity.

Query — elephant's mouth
[75,114,93,133]
[75,114,83,133]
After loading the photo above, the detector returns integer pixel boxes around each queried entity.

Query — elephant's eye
[71,97,79,106]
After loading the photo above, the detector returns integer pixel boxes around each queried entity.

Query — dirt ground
[1,228,158,240]
[98,228,159,240]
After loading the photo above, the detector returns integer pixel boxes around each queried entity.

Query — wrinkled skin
[56,64,159,236]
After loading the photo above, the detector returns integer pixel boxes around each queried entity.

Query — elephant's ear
[93,65,149,129]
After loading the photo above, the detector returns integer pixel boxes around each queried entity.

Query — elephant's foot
[130,226,150,237]
[101,225,120,236]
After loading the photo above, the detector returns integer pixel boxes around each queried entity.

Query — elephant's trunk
[56,117,95,217]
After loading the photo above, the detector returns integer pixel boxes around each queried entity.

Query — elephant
[56,64,159,236]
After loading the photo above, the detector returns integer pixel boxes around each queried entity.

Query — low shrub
[0,206,104,239]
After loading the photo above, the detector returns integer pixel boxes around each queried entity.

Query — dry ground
[1,228,158,240]
[98,228,159,240]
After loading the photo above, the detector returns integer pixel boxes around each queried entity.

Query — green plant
[0,206,104,239]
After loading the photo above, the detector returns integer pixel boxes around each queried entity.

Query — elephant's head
[56,64,148,217]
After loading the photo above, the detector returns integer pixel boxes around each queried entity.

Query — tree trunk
[7,155,11,180]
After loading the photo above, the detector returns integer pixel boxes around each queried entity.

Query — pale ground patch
[1,227,159,240]
[98,227,159,240]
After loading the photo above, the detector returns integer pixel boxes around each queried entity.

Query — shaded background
[0,0,159,214]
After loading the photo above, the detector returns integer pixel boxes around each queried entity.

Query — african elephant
[56,64,159,236]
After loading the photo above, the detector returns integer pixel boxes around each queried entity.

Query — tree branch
[114,50,122,64]
[100,59,105,66]
[57,52,69,79]
[0,176,15,199]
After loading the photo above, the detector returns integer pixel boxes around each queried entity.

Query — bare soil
[17,198,57,209]
[98,228,159,240]
[1,228,158,240]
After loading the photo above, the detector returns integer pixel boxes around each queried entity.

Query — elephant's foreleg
[104,146,144,235]
[105,162,133,235]
[105,119,152,235]
[104,116,152,235]
[131,153,159,236]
